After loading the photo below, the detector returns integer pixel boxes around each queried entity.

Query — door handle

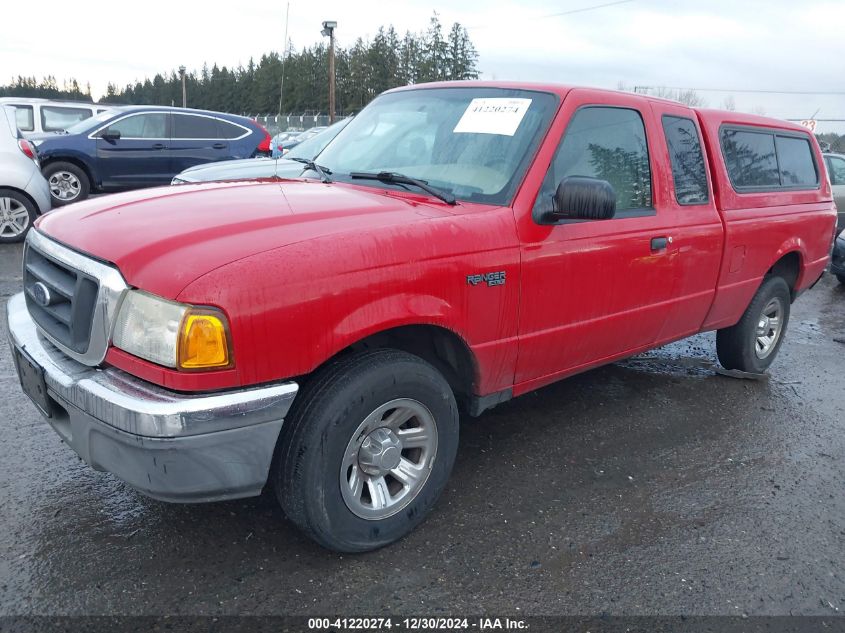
[212,143,226,149]
[651,236,672,251]
[151,143,166,150]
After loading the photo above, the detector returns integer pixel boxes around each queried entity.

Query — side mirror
[541,176,616,223]
[100,129,121,142]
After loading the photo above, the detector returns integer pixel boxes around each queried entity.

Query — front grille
[23,243,99,354]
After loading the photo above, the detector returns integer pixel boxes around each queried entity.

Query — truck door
[648,103,724,342]
[513,89,679,389]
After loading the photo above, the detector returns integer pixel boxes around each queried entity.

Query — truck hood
[35,180,455,299]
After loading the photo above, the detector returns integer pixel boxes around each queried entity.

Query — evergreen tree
[0,14,480,114]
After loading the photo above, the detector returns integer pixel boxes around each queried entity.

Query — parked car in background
[172,117,352,184]
[269,130,302,156]
[0,98,115,137]
[272,126,328,157]
[0,106,50,242]
[823,153,845,230]
[832,229,845,284]
[30,106,272,205]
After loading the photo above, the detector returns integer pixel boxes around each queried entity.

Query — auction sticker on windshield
[453,98,532,136]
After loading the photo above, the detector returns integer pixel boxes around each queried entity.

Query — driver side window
[105,113,168,139]
[534,106,653,218]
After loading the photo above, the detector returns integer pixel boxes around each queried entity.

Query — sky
[2,0,844,133]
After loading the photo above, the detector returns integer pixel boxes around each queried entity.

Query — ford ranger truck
[7,83,837,552]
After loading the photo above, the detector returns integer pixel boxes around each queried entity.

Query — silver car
[823,153,845,231]
[0,106,51,242]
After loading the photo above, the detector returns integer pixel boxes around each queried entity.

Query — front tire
[274,349,459,552]
[43,161,90,206]
[716,276,791,373]
[0,189,37,243]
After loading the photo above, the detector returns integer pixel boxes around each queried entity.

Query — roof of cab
[694,109,812,134]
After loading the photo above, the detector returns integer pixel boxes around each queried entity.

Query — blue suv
[31,106,272,205]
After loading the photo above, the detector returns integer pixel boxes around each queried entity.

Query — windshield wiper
[349,171,456,205]
[289,157,332,183]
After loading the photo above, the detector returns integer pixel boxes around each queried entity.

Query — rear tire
[43,161,90,206]
[274,349,459,552]
[716,276,791,373]
[837,274,845,285]
[0,189,37,243]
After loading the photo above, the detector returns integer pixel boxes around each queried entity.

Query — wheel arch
[0,186,39,214]
[766,249,802,300]
[41,155,97,189]
[335,323,479,414]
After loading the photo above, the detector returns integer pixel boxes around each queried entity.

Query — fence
[251,113,335,136]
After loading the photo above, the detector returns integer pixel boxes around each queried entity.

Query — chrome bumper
[7,292,298,502]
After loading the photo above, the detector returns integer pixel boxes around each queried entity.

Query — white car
[0,98,115,137]
[0,106,51,242]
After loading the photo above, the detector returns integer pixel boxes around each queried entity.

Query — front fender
[40,146,99,187]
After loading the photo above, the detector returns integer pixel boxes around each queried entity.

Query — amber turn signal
[178,311,232,370]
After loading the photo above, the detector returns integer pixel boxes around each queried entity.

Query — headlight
[113,290,232,370]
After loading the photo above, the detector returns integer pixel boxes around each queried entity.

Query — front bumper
[7,293,298,502]
[26,170,52,215]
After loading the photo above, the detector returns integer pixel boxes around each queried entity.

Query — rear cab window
[661,115,709,205]
[721,126,818,192]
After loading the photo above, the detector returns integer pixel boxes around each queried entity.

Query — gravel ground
[0,240,843,616]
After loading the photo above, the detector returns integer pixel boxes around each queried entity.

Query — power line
[470,0,635,29]
[634,85,845,96]
[539,0,635,19]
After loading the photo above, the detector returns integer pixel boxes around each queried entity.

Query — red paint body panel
[34,82,837,398]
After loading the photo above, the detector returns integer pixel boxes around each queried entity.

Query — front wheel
[43,162,90,206]
[274,349,459,552]
[716,276,791,373]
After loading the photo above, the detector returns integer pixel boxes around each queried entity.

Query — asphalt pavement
[0,240,843,616]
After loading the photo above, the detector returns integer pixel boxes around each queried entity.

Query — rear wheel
[716,276,791,373]
[274,349,459,552]
[0,189,36,243]
[837,274,845,285]
[43,162,90,206]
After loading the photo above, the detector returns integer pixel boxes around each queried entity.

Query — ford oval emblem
[32,282,53,308]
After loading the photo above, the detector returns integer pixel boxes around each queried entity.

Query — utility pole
[278,2,290,116]
[178,66,187,108]
[321,20,337,123]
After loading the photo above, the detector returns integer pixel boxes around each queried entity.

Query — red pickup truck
[8,82,836,552]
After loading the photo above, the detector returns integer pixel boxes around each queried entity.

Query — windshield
[316,87,558,206]
[64,109,114,135]
[287,118,352,160]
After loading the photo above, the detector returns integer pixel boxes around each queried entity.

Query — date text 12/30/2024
[308,617,528,630]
